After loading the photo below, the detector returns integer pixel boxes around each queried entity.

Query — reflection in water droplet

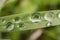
[7,22,14,31]
[31,13,41,23]
[15,17,21,23]
[44,12,54,21]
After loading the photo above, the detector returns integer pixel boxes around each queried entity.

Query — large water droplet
[31,13,41,23]
[44,12,54,21]
[7,22,14,31]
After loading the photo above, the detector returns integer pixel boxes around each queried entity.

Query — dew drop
[31,13,41,23]
[47,22,51,26]
[15,17,21,23]
[2,19,6,24]
[44,12,54,21]
[19,23,24,28]
[19,23,24,30]
[7,22,14,31]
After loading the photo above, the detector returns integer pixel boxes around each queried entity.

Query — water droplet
[7,22,14,31]
[2,19,6,24]
[19,23,24,28]
[15,17,21,23]
[47,22,51,26]
[18,23,24,30]
[44,12,54,21]
[31,13,41,23]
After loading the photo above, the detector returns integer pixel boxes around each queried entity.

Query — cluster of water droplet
[0,10,60,31]
[1,17,24,31]
[31,12,54,22]
[31,11,60,26]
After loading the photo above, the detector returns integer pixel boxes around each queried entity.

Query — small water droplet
[47,22,51,26]
[15,17,21,23]
[44,12,54,21]
[19,23,24,28]
[2,19,6,24]
[18,23,24,30]
[7,22,14,31]
[31,13,41,23]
